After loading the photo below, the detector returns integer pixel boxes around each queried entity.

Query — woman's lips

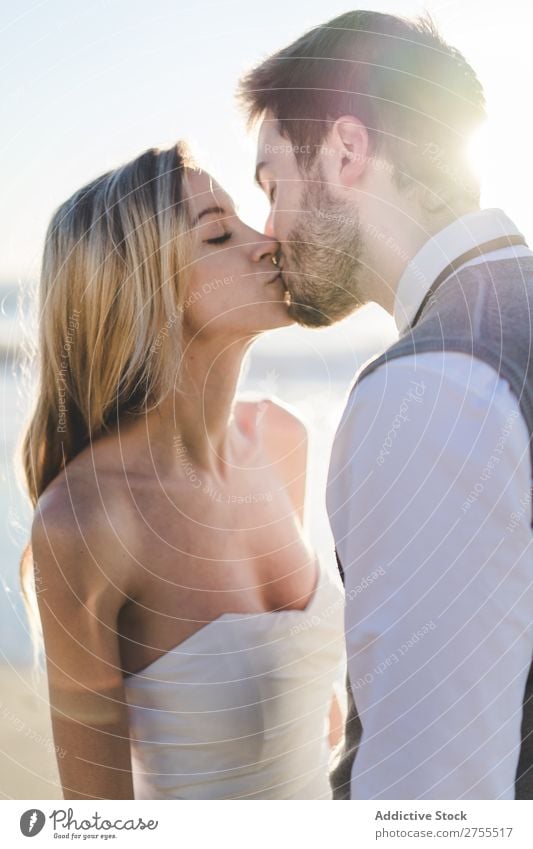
[266,272,291,304]
[267,272,288,289]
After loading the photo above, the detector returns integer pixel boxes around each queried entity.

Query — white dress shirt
[327,208,533,799]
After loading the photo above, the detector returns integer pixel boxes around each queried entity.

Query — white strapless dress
[123,557,346,799]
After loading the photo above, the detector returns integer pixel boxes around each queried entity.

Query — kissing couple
[22,10,533,800]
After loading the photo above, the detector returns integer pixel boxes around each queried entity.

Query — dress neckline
[123,558,326,682]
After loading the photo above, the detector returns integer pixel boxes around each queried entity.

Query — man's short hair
[239,10,486,206]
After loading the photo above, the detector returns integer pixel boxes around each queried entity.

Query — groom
[240,10,533,799]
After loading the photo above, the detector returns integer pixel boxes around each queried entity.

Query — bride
[20,142,346,800]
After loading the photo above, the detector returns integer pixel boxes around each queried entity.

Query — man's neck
[362,202,480,316]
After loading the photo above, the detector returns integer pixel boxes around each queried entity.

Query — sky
[1,0,532,283]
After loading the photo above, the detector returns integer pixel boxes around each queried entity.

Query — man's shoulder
[343,349,518,432]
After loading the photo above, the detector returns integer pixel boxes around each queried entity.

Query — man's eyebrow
[254,161,268,188]
[192,205,225,226]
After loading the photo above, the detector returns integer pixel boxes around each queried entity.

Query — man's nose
[264,210,275,240]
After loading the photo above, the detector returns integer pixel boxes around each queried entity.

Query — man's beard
[282,177,368,327]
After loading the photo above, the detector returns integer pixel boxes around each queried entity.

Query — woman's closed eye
[205,231,232,245]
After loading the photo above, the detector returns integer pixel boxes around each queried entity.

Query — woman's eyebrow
[192,205,225,226]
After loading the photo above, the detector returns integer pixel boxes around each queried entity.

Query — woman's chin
[258,298,296,330]
[234,290,295,332]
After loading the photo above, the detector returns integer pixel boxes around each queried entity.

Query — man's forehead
[257,114,284,154]
[255,119,302,181]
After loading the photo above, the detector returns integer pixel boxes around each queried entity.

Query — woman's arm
[31,485,137,800]
[260,403,346,749]
[328,690,345,749]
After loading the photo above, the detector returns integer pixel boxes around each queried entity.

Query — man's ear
[327,116,369,187]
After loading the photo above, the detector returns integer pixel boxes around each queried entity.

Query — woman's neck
[142,337,252,482]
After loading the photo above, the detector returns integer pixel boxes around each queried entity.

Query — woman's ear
[327,116,369,187]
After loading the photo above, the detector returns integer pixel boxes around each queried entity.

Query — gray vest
[331,254,533,799]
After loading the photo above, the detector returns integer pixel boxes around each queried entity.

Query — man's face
[255,113,369,327]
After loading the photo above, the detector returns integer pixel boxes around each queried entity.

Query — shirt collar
[393,208,525,335]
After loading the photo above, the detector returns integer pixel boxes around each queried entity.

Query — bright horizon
[2,0,532,284]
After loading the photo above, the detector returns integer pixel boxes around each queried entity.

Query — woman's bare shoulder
[235,395,309,521]
[31,459,139,606]
[235,395,309,443]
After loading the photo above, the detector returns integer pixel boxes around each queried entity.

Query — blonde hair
[19,141,195,669]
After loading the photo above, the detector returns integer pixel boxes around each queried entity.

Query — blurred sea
[0,280,398,665]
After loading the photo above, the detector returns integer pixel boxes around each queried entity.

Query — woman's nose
[250,231,279,264]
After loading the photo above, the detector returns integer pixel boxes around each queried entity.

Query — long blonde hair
[19,141,194,668]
